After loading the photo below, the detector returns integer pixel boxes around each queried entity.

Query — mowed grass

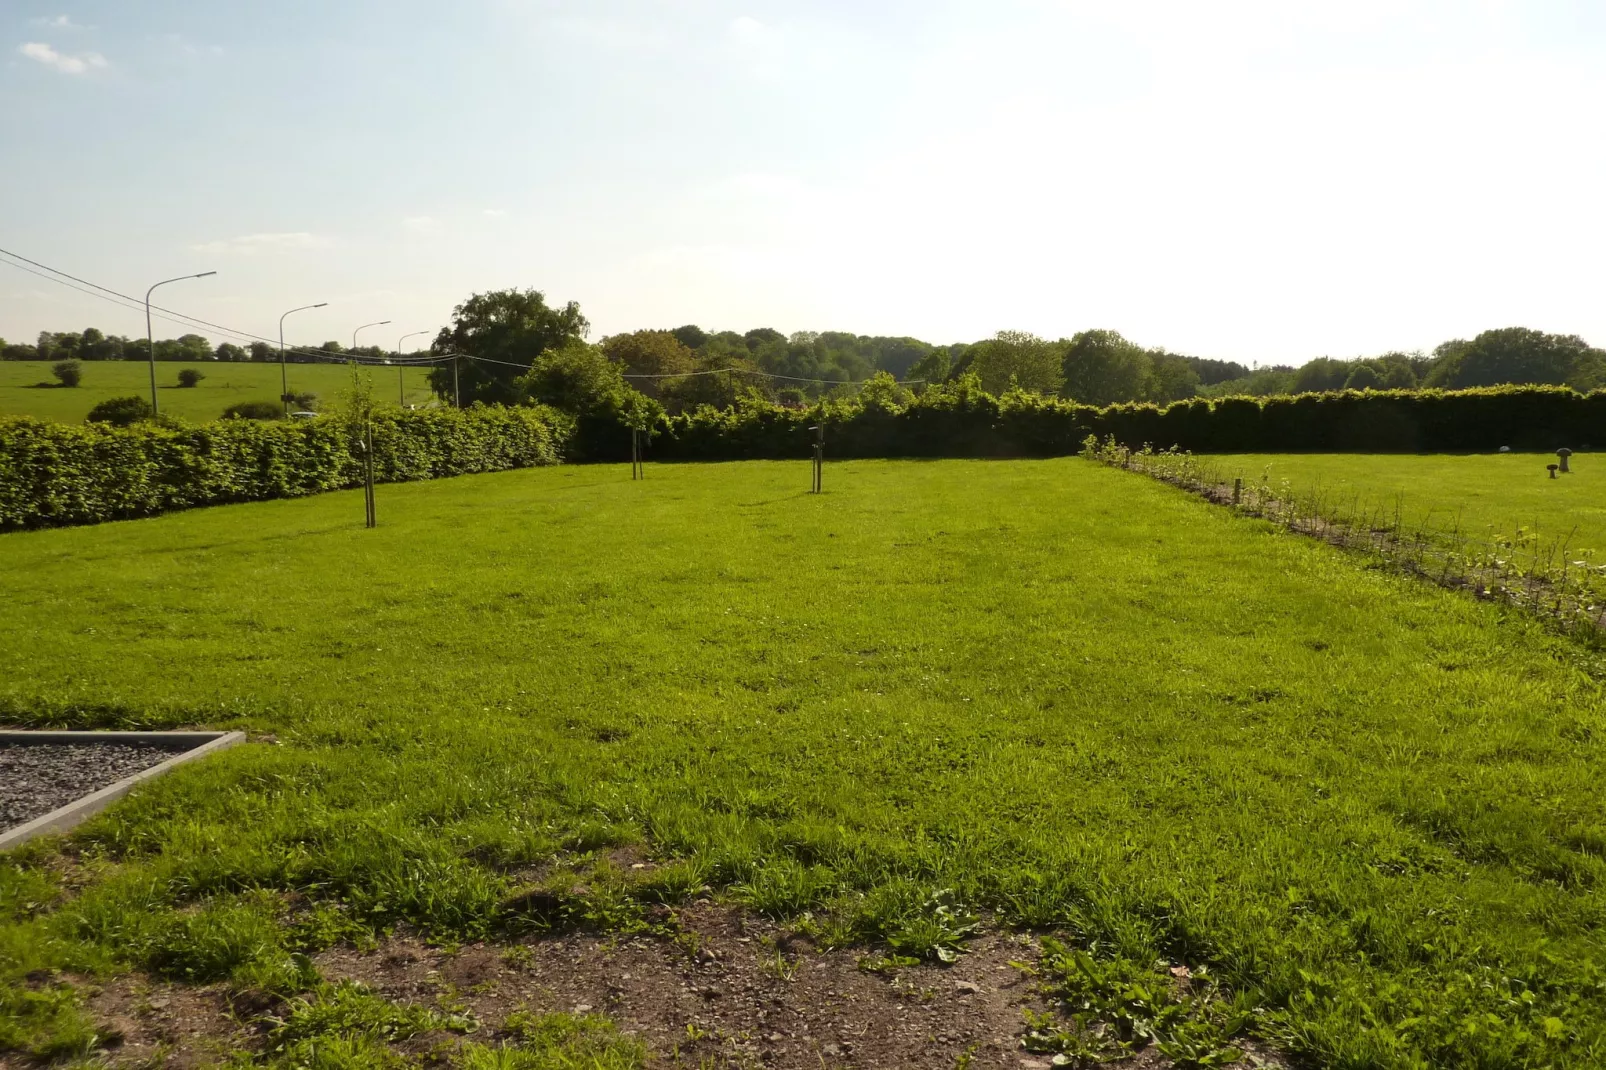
[2,459,1605,1066]
[1215,453,1606,554]
[0,359,437,423]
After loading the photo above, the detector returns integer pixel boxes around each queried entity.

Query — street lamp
[279,302,328,415]
[396,330,432,407]
[352,320,391,353]
[145,271,216,414]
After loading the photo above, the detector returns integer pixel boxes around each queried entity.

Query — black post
[364,425,377,528]
[631,428,642,480]
[809,424,824,493]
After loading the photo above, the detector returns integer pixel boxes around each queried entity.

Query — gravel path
[0,743,176,832]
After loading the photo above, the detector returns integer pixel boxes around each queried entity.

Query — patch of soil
[0,974,253,1069]
[318,903,1074,1069]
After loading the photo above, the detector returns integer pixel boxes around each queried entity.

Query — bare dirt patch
[318,902,1057,1068]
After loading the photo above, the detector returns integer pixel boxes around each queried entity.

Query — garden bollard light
[1548,464,1559,479]
[1557,447,1573,473]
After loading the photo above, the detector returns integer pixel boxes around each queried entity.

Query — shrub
[51,360,81,388]
[177,368,206,388]
[286,391,318,412]
[85,397,154,427]
[222,401,284,421]
[0,406,568,531]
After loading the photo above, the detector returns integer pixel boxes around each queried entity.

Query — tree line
[0,330,426,365]
[9,295,1603,413]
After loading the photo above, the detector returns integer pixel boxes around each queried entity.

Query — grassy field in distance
[1212,452,1606,553]
[2,458,1603,1065]
[0,359,438,423]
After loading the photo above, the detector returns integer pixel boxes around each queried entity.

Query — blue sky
[3,0,1605,363]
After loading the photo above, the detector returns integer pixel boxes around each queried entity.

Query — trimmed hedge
[624,384,1603,462]
[0,406,567,531]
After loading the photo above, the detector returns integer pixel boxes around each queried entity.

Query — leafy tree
[430,288,589,406]
[1427,327,1598,389]
[248,341,276,362]
[52,359,82,387]
[857,371,912,414]
[1184,356,1250,385]
[1291,357,1351,394]
[744,327,784,351]
[1381,362,1417,389]
[1344,364,1383,390]
[600,330,696,398]
[966,331,1063,395]
[670,324,709,350]
[86,396,153,425]
[215,343,246,362]
[907,347,951,385]
[1,341,36,361]
[517,339,631,414]
[1143,351,1201,404]
[177,368,206,388]
[1062,330,1149,405]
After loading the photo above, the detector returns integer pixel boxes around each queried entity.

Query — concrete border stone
[0,730,246,851]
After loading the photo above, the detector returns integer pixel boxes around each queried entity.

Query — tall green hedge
[627,383,1602,463]
[0,406,567,531]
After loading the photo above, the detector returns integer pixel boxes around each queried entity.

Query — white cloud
[482,209,508,218]
[189,232,331,255]
[19,41,107,74]
[402,216,443,234]
[31,14,87,30]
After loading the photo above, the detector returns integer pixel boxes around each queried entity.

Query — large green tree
[430,288,589,406]
[1061,330,1149,405]
[1425,327,1600,389]
[600,330,697,398]
[965,330,1064,395]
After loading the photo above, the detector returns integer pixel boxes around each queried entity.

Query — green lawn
[2,459,1604,1066]
[0,359,437,423]
[1214,453,1606,554]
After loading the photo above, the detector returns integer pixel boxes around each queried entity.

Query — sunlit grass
[1216,452,1606,553]
[1,458,1603,1066]
[0,359,435,423]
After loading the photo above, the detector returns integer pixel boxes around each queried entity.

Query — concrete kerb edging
[0,730,246,851]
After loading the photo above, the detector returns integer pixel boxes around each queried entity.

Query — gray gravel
[0,743,176,832]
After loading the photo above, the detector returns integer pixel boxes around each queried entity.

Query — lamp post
[352,320,391,354]
[396,329,431,407]
[145,271,216,414]
[278,303,328,415]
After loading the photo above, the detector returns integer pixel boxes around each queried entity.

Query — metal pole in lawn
[145,270,217,414]
[453,354,461,408]
[364,423,377,528]
[808,424,824,493]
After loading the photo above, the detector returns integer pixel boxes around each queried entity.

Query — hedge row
[0,406,567,531]
[620,383,1604,462]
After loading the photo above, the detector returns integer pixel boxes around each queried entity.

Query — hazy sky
[3,0,1605,364]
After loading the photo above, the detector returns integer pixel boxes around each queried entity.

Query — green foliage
[51,359,82,387]
[177,368,206,388]
[0,406,566,530]
[224,400,285,420]
[966,330,1064,395]
[1061,329,1150,405]
[458,1010,646,1069]
[1025,940,1248,1067]
[630,382,1602,462]
[1429,327,1602,390]
[265,981,476,1066]
[430,288,590,406]
[85,395,153,426]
